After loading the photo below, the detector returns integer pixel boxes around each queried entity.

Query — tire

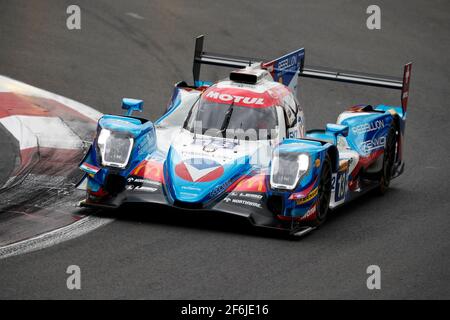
[378,126,396,195]
[310,154,332,227]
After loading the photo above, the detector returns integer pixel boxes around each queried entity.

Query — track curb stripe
[0,75,111,258]
[0,216,113,260]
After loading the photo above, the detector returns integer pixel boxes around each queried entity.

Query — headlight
[270,153,309,190]
[97,129,134,168]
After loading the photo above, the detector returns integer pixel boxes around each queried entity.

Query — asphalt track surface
[0,0,449,299]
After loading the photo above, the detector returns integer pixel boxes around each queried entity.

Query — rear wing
[192,35,412,114]
[300,63,412,114]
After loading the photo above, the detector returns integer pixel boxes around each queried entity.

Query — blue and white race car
[79,35,412,236]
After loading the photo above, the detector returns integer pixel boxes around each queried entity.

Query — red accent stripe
[174,162,193,181]
[289,177,318,200]
[350,149,384,177]
[231,173,267,192]
[196,166,224,182]
[131,160,164,183]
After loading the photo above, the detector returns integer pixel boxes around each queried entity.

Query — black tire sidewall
[311,154,332,226]
[378,126,396,194]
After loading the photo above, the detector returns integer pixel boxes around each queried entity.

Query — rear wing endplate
[193,35,261,85]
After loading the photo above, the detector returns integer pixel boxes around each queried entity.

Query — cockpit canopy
[183,97,279,141]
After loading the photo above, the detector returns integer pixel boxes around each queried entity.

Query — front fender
[268,138,338,220]
[79,114,157,194]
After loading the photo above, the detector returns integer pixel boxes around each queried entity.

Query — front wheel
[310,154,332,227]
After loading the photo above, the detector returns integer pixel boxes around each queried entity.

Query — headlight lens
[270,153,309,190]
[97,129,134,168]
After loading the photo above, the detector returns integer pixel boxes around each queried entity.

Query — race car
[78,35,412,237]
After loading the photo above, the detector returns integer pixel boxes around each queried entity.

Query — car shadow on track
[87,187,401,241]
[89,203,295,241]
[325,187,403,228]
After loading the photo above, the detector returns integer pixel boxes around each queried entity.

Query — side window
[275,106,286,140]
[293,95,302,113]
[282,94,297,128]
[293,95,306,136]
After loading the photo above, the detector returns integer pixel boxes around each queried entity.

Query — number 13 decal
[335,170,347,202]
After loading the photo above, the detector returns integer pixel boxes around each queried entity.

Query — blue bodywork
[79,93,405,235]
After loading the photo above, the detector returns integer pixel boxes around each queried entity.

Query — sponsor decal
[230,192,263,200]
[127,176,161,186]
[401,63,412,110]
[299,204,317,221]
[205,90,264,106]
[136,186,158,192]
[360,136,386,153]
[192,137,235,149]
[332,170,347,202]
[126,176,161,192]
[80,162,100,175]
[352,120,384,135]
[126,185,158,192]
[209,179,233,198]
[315,158,321,168]
[203,144,217,152]
[287,127,298,139]
[175,158,224,182]
[262,49,303,89]
[295,187,318,205]
[277,55,298,72]
[181,186,202,191]
[224,197,262,209]
[182,149,234,162]
[331,160,349,203]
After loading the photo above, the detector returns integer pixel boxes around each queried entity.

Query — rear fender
[337,105,405,177]
[157,83,204,125]
[374,105,406,173]
[337,110,394,157]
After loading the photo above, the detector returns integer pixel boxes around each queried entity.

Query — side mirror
[122,98,143,116]
[326,123,349,137]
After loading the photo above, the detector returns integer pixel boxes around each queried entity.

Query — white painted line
[0,115,82,150]
[0,216,113,260]
[126,12,144,20]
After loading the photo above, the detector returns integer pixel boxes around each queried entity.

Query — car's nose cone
[165,146,249,204]
[175,158,224,183]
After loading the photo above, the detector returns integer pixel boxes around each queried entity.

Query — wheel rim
[318,162,332,220]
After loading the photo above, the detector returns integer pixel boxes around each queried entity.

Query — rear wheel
[378,126,397,195]
[310,154,332,227]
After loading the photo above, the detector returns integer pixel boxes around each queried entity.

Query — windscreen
[184,99,278,140]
